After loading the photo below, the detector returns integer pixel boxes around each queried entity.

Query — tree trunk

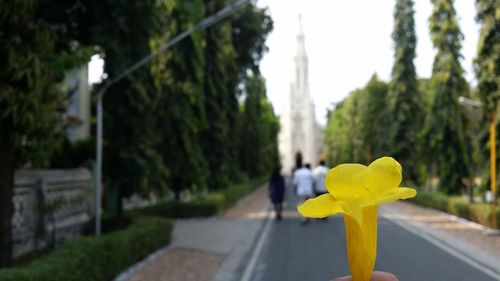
[0,141,14,267]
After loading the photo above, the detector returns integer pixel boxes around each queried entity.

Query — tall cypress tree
[425,0,470,194]
[475,0,499,113]
[360,74,389,163]
[474,0,500,193]
[238,75,265,177]
[201,0,237,190]
[388,0,423,184]
[153,0,208,199]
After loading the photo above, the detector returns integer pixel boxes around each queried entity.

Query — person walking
[313,160,329,197]
[293,163,314,224]
[269,166,286,220]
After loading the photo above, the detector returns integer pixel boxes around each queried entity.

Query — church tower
[278,15,321,173]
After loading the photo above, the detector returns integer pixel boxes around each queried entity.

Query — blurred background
[0,0,499,280]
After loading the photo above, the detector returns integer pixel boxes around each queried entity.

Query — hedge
[131,177,266,219]
[0,217,173,281]
[409,191,500,227]
[130,201,219,218]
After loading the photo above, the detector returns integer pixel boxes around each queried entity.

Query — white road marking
[240,205,273,281]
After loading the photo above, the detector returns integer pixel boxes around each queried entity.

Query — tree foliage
[81,0,169,210]
[388,0,424,183]
[200,0,238,190]
[424,0,471,194]
[152,0,208,199]
[200,0,274,189]
[474,0,500,193]
[324,76,389,166]
[475,0,499,113]
[237,74,279,178]
[0,0,91,266]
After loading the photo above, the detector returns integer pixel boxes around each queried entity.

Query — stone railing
[12,169,93,258]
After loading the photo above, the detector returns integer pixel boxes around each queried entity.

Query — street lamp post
[489,112,497,231]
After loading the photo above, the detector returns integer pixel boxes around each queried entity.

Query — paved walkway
[117,186,270,281]
[115,187,500,281]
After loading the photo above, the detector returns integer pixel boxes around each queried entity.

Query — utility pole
[490,111,497,231]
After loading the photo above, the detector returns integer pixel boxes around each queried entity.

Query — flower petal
[364,157,402,194]
[325,163,368,199]
[368,187,417,206]
[297,194,345,218]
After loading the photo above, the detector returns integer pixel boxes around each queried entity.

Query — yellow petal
[297,194,345,218]
[344,206,378,281]
[368,187,417,206]
[364,157,402,195]
[325,163,368,199]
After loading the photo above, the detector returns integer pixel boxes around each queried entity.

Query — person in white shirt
[313,160,329,197]
[293,163,314,224]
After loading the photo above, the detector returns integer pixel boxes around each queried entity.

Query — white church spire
[278,15,322,173]
[297,14,306,58]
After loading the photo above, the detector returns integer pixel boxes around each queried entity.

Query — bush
[216,177,266,210]
[469,204,500,227]
[447,197,470,218]
[129,177,266,218]
[130,201,218,218]
[410,191,500,228]
[0,217,173,281]
[410,191,449,211]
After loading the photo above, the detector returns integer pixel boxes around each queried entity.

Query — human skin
[332,271,399,281]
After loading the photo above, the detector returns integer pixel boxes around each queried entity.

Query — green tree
[238,75,264,177]
[200,0,237,190]
[388,0,424,183]
[79,0,169,214]
[228,2,273,181]
[237,74,279,177]
[152,0,208,199]
[475,0,500,113]
[425,0,470,194]
[0,1,90,266]
[359,75,389,163]
[231,4,274,79]
[324,90,363,165]
[474,0,500,194]
[258,94,280,175]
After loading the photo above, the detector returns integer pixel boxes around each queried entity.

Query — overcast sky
[257,0,480,126]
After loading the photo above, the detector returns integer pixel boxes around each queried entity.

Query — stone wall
[12,169,93,258]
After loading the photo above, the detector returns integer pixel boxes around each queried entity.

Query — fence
[12,169,93,258]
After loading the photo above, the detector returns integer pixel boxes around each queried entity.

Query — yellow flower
[297,157,416,281]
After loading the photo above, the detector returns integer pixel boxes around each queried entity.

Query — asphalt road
[250,183,497,281]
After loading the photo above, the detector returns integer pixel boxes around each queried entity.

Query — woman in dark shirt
[269,165,285,220]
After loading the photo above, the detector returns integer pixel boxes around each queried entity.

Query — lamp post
[489,111,497,230]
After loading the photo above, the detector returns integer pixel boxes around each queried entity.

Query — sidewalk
[381,201,500,277]
[118,185,270,281]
